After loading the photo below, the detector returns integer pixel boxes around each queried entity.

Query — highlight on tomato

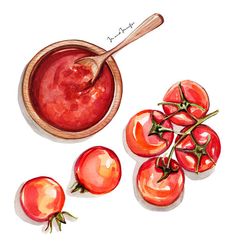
[136,157,185,207]
[126,110,174,157]
[71,146,121,194]
[160,80,210,126]
[175,124,221,173]
[20,176,76,232]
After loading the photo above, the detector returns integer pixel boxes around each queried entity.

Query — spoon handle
[102,13,164,59]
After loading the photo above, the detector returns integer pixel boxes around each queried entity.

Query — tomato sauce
[30,47,114,131]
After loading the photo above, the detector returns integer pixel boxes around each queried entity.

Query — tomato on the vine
[72,146,121,194]
[126,110,174,157]
[160,80,209,126]
[20,176,75,232]
[137,157,185,207]
[175,124,221,173]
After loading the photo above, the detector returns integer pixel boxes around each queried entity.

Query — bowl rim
[22,39,123,139]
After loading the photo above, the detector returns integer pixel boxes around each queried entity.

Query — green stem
[166,110,219,168]
[189,102,206,111]
[45,211,77,233]
[158,101,179,106]
[71,181,87,193]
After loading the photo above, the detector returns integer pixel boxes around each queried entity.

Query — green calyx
[155,158,179,183]
[176,133,215,174]
[148,113,175,142]
[158,82,206,121]
[45,211,77,233]
[71,181,87,193]
[148,120,174,137]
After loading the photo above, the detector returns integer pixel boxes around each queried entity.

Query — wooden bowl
[22,40,122,139]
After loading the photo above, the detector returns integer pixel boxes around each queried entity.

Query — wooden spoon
[74,13,164,89]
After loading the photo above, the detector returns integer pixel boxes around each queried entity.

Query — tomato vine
[128,80,221,208]
[165,110,219,170]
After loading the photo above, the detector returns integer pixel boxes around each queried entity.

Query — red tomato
[20,177,65,222]
[137,157,185,207]
[175,124,221,173]
[126,110,174,157]
[20,176,75,232]
[72,146,121,194]
[161,80,209,126]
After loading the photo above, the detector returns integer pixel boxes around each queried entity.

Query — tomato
[137,157,185,207]
[126,110,174,157]
[72,146,121,194]
[175,124,221,173]
[161,80,209,126]
[20,176,75,232]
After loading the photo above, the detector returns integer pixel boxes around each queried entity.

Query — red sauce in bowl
[30,47,114,132]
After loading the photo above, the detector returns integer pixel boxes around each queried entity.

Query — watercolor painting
[1,0,234,245]
[17,10,222,228]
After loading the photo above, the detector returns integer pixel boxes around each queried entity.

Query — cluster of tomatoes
[126,80,221,207]
[19,146,121,232]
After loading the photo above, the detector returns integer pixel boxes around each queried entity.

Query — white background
[0,0,234,245]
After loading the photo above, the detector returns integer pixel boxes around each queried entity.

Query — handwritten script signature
[107,22,135,43]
